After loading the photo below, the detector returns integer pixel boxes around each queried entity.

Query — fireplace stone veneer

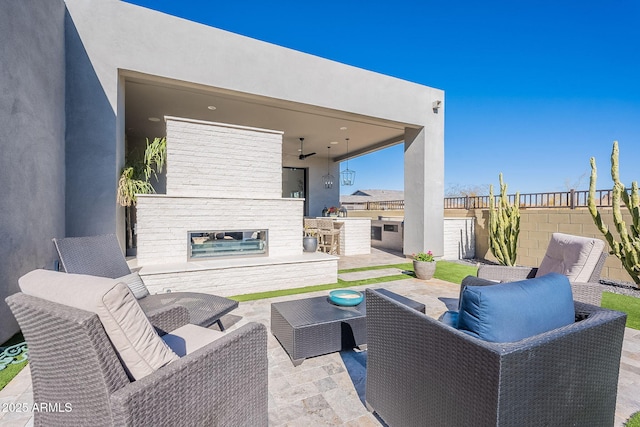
[134,117,338,294]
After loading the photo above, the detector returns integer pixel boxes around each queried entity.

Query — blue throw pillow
[457,273,575,342]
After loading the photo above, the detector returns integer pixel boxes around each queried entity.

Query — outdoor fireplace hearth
[189,230,268,259]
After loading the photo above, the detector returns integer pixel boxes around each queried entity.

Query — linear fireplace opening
[189,230,268,260]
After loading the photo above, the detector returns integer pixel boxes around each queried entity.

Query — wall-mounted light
[432,100,442,113]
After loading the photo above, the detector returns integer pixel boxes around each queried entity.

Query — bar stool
[317,219,340,255]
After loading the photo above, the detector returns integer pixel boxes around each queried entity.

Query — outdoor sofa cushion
[536,232,606,282]
[456,272,575,342]
[19,269,179,380]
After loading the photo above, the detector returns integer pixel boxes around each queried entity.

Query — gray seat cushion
[536,233,605,282]
[161,324,224,357]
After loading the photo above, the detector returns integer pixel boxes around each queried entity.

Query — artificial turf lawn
[230,260,478,302]
[602,291,640,330]
[626,411,640,427]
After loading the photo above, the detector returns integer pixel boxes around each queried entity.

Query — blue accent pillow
[457,273,575,342]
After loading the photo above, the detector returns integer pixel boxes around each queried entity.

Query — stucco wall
[65,9,119,237]
[0,0,67,342]
[459,207,635,283]
[404,125,445,258]
[371,220,404,252]
[62,0,443,255]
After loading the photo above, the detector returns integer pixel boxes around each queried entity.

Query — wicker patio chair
[365,288,627,427]
[6,290,267,427]
[478,232,608,305]
[53,234,238,329]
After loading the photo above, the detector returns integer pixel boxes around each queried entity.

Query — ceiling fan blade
[299,152,316,160]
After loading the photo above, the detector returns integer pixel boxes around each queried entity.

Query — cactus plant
[488,173,520,266]
[588,141,640,285]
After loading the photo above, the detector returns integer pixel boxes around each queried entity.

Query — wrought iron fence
[444,189,615,209]
[344,189,620,211]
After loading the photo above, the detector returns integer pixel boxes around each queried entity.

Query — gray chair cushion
[19,269,179,380]
[161,324,224,357]
[536,232,605,282]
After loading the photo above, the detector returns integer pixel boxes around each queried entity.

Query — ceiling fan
[298,137,316,160]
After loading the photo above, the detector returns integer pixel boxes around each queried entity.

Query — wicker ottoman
[271,288,425,365]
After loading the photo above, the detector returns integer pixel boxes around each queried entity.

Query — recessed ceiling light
[207,105,217,110]
[148,117,161,122]
[330,141,339,145]
[340,126,348,131]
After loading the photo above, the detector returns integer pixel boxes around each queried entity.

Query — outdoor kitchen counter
[315,217,371,256]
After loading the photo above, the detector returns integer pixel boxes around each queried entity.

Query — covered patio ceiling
[124,73,412,163]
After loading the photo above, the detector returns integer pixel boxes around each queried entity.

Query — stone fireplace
[135,117,337,296]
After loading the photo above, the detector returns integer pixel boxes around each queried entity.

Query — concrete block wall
[166,117,283,198]
[453,207,636,283]
[136,195,303,264]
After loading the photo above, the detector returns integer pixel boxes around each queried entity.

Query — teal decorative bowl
[329,290,364,306]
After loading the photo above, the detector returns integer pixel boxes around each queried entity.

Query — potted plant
[117,137,166,254]
[303,226,318,252]
[412,250,436,280]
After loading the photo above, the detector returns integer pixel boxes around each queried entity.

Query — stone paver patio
[1,248,639,426]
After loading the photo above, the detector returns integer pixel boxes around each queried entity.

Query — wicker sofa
[365,288,627,427]
[6,270,268,427]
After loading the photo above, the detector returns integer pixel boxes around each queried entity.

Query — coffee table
[271,288,425,365]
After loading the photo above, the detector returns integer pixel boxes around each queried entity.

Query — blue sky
[125,0,640,195]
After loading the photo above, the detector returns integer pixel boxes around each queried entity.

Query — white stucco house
[0,0,444,341]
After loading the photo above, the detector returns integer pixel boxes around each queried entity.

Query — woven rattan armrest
[570,282,606,306]
[145,304,190,336]
[110,322,268,427]
[477,264,537,281]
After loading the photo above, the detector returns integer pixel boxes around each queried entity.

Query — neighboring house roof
[340,189,405,203]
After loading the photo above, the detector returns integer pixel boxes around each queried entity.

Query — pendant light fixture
[322,146,334,189]
[340,137,356,186]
